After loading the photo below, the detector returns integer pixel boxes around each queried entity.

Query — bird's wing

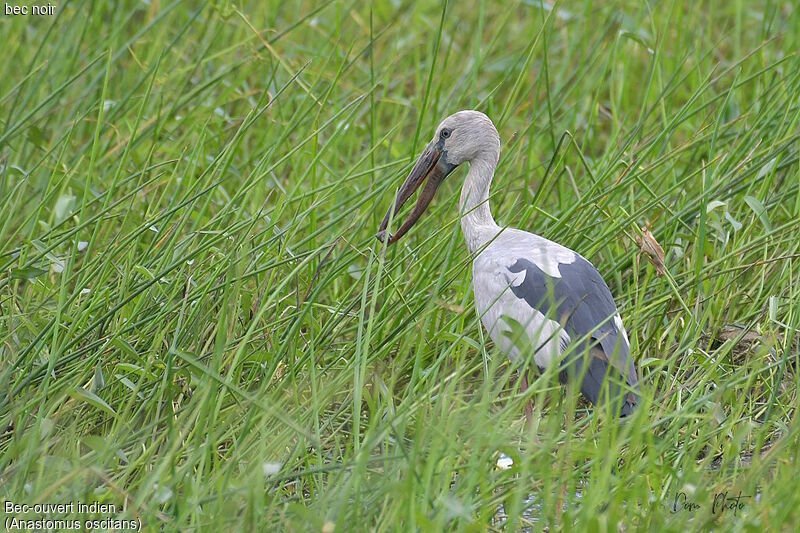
[506,255,639,414]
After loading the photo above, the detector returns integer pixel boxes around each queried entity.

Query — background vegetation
[2,0,799,530]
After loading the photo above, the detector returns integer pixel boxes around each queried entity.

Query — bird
[376,110,639,419]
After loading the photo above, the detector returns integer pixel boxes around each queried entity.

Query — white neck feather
[459,155,500,254]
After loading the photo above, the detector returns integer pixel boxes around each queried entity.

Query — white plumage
[472,230,576,369]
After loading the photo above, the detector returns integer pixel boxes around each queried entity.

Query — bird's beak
[377,142,456,245]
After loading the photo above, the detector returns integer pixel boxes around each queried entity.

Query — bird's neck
[459,155,500,254]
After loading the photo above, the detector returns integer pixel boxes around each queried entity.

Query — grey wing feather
[508,256,639,416]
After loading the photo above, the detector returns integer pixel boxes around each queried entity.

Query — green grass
[1,0,800,530]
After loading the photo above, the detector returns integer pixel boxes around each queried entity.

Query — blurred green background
[1,0,800,530]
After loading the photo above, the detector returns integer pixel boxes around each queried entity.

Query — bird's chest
[470,253,567,367]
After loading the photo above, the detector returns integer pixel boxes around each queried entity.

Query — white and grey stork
[377,110,639,418]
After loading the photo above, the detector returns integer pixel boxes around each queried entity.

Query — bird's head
[377,110,500,245]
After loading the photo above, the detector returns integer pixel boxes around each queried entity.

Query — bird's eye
[440,128,451,139]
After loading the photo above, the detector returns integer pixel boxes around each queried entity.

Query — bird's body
[471,229,638,416]
[379,110,639,417]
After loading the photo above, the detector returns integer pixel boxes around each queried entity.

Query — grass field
[2,0,800,530]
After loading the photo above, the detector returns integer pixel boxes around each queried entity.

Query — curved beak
[377,142,456,245]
